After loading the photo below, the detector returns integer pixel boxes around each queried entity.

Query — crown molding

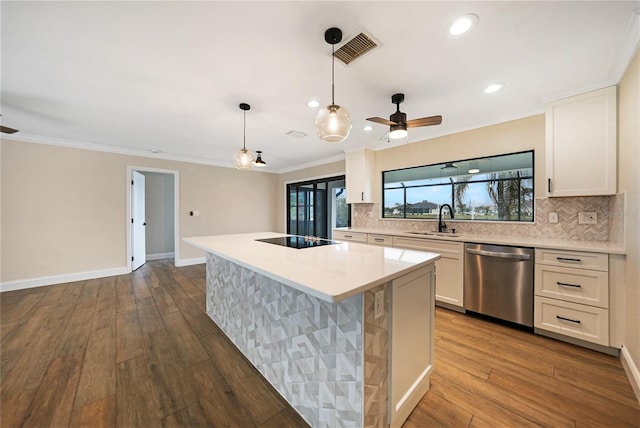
[2,133,280,172]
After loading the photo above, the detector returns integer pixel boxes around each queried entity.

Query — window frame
[382,150,534,222]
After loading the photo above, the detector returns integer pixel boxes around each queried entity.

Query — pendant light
[314,27,352,143]
[253,150,267,168]
[233,103,255,170]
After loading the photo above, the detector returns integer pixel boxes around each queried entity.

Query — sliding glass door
[287,176,349,239]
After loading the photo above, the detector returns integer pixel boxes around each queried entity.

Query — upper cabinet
[545,85,617,197]
[346,148,377,203]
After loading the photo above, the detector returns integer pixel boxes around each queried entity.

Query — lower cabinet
[534,248,610,347]
[332,230,367,243]
[393,236,464,310]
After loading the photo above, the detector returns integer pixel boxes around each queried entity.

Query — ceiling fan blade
[0,125,19,134]
[366,117,397,126]
[406,115,443,128]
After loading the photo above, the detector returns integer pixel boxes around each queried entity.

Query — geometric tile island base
[206,253,434,427]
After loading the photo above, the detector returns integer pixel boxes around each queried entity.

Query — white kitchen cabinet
[332,229,367,243]
[393,236,464,310]
[345,148,377,203]
[367,233,393,246]
[545,85,617,197]
[534,248,610,347]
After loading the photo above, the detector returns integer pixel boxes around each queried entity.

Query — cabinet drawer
[332,230,367,243]
[393,237,463,255]
[535,297,609,346]
[535,264,608,308]
[368,234,393,246]
[535,249,608,271]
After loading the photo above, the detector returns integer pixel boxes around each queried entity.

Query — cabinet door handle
[556,315,581,324]
[361,192,364,201]
[344,235,352,238]
[556,257,582,264]
[548,178,552,193]
[557,282,582,288]
[374,238,384,242]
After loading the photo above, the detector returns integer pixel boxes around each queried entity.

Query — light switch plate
[548,212,558,223]
[578,211,597,225]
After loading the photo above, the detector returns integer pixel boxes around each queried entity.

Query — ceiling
[1,1,638,173]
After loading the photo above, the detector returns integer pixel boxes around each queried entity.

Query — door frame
[126,166,180,272]
[284,173,347,238]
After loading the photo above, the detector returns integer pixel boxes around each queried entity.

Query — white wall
[618,48,640,395]
[0,139,279,288]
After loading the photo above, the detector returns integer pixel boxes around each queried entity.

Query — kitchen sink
[407,231,461,237]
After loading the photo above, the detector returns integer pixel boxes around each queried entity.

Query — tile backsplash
[352,194,625,243]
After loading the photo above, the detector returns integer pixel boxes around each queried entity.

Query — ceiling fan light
[315,104,352,143]
[389,124,407,139]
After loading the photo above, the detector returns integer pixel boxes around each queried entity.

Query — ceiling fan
[0,115,19,134]
[367,93,442,139]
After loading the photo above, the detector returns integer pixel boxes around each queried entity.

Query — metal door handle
[556,315,581,324]
[466,248,531,260]
[556,257,581,264]
[557,282,581,288]
[374,238,384,242]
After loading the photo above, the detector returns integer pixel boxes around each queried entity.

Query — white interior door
[132,171,146,270]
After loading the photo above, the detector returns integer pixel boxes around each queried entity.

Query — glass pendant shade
[233,148,255,170]
[315,104,352,143]
[233,102,255,170]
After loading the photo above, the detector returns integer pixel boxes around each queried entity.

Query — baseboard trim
[621,345,640,405]
[146,252,175,261]
[0,266,129,292]
[175,257,205,267]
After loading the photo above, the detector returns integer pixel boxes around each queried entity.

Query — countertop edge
[184,235,441,303]
[335,228,626,255]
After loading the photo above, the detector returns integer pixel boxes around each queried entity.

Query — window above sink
[382,151,534,222]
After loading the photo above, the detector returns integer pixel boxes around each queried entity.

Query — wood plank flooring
[2,260,639,427]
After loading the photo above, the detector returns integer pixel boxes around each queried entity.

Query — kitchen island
[184,232,440,428]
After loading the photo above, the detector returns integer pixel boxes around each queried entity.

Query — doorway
[127,166,179,272]
[286,175,349,239]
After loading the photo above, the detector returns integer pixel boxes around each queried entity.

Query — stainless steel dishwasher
[464,243,534,327]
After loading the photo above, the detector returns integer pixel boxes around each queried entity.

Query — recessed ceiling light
[484,83,505,94]
[307,99,319,108]
[449,14,478,36]
[468,168,480,174]
[363,125,373,131]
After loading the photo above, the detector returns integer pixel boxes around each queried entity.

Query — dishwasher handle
[466,247,531,260]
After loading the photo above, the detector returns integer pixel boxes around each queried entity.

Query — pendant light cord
[243,110,246,151]
[331,44,335,105]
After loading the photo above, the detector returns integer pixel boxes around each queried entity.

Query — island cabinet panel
[389,265,435,428]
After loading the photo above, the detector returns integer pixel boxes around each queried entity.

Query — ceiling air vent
[334,32,378,65]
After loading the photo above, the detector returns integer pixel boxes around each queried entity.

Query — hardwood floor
[2,260,639,427]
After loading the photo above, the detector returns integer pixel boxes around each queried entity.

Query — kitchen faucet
[438,204,454,233]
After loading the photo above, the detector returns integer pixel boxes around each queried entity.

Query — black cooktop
[255,236,340,249]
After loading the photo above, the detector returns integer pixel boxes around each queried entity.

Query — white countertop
[184,232,440,303]
[335,227,626,255]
